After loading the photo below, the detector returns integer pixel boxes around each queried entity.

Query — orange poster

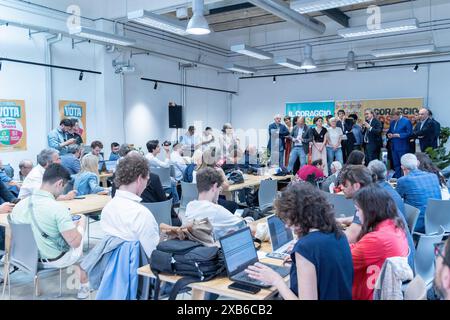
[0,99,27,152]
[59,100,87,142]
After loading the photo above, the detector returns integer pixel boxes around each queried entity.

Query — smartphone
[74,196,86,200]
[228,282,261,294]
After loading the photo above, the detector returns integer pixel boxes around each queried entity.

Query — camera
[162,141,172,147]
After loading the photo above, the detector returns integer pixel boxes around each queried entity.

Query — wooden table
[99,172,113,187]
[137,240,290,300]
[227,174,293,192]
[0,194,111,280]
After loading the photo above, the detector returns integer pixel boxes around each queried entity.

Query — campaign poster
[59,100,87,142]
[286,101,336,126]
[0,99,27,152]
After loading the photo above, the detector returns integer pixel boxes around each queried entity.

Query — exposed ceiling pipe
[246,0,326,34]
[45,33,63,133]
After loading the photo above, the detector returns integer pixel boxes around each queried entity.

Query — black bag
[227,170,244,184]
[242,187,259,207]
[241,206,273,221]
[149,239,226,300]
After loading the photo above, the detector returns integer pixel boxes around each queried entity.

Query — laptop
[98,161,106,173]
[266,215,295,260]
[219,227,290,288]
[104,160,117,172]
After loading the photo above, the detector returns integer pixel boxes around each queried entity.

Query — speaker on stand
[169,103,183,141]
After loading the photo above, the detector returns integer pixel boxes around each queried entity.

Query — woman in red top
[351,185,409,300]
[296,159,325,183]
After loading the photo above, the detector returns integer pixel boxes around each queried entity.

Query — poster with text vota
[0,99,27,152]
[286,101,335,126]
[59,100,87,142]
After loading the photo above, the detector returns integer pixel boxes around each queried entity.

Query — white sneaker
[77,284,90,300]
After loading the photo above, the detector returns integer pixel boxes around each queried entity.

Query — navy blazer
[387,117,413,152]
[413,118,436,151]
[362,117,383,147]
[267,122,290,151]
[290,124,313,154]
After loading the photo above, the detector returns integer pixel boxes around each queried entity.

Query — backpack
[183,163,196,183]
[149,239,226,300]
[227,170,244,184]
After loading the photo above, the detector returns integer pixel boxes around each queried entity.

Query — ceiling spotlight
[0,61,2,71]
[413,64,419,72]
[79,71,84,81]
[154,81,158,90]
[301,44,317,70]
[345,51,357,71]
[186,0,211,35]
[273,76,277,83]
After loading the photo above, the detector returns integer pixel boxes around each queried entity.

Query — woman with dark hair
[351,185,409,300]
[311,116,328,176]
[346,150,365,165]
[416,152,449,199]
[245,182,353,300]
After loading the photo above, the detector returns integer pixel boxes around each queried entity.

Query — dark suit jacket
[387,117,413,152]
[363,117,383,148]
[290,124,312,154]
[0,181,16,204]
[413,118,436,151]
[267,122,290,152]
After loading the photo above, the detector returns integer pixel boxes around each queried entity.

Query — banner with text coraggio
[0,99,27,152]
[335,98,423,132]
[286,101,335,126]
[59,100,87,142]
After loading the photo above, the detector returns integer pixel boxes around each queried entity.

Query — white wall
[230,63,450,149]
[124,54,230,152]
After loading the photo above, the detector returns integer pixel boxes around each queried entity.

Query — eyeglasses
[434,242,450,267]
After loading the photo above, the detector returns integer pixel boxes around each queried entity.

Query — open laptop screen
[220,227,258,276]
[267,215,293,251]
[104,160,117,172]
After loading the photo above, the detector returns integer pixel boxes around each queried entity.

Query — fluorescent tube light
[275,57,303,70]
[69,26,136,46]
[226,64,257,74]
[128,10,189,36]
[291,0,373,14]
[371,44,435,57]
[231,44,273,60]
[337,18,419,38]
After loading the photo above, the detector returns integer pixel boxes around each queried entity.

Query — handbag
[159,218,216,247]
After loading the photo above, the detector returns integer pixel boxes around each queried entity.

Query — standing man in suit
[362,109,383,165]
[413,108,437,152]
[387,110,413,178]
[268,114,290,167]
[287,116,312,173]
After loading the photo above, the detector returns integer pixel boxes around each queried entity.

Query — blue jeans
[287,146,306,173]
[326,146,343,172]
[164,181,180,205]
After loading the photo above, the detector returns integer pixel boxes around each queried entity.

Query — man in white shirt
[145,140,171,168]
[170,143,187,182]
[185,167,249,237]
[201,127,216,151]
[19,148,77,200]
[101,153,159,258]
[145,140,180,205]
[180,126,201,157]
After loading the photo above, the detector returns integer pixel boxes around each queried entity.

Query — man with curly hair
[100,153,159,258]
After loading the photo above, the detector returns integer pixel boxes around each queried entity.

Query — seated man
[60,144,82,175]
[19,148,77,201]
[185,167,252,238]
[321,161,342,192]
[109,142,121,162]
[88,141,104,162]
[396,153,442,233]
[0,160,20,196]
[100,153,159,258]
[10,163,89,299]
[47,118,77,156]
[296,159,325,183]
[18,159,34,182]
[170,143,187,182]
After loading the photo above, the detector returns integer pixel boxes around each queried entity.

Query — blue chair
[258,179,278,211]
[424,199,450,235]
[180,182,198,209]
[142,200,173,226]
[404,204,420,234]
[324,192,355,218]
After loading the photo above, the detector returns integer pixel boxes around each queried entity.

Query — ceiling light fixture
[69,26,136,46]
[186,0,211,35]
[273,76,277,83]
[79,71,84,81]
[226,64,257,74]
[128,10,189,36]
[301,44,317,70]
[230,44,273,60]
[291,0,373,14]
[371,44,436,58]
[413,64,419,72]
[154,81,158,89]
[337,18,419,38]
[345,51,357,71]
[275,57,303,70]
